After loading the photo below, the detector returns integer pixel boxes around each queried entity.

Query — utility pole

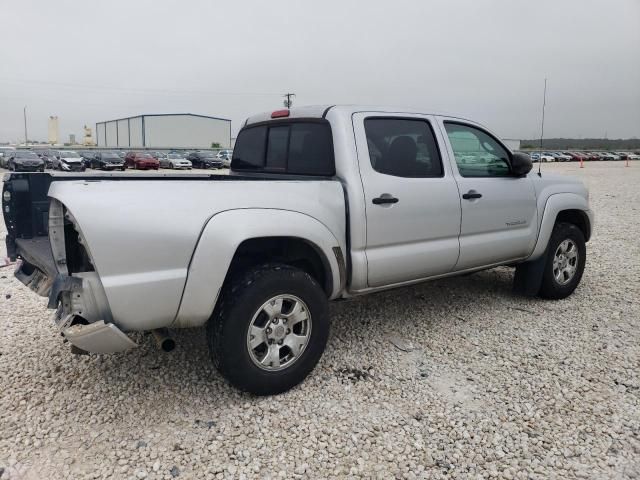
[23,106,28,146]
[283,93,295,109]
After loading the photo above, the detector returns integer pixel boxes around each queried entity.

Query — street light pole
[23,106,28,146]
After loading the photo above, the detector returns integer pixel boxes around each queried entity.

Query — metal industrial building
[96,113,231,149]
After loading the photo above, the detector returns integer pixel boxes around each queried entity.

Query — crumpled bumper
[61,319,137,353]
[48,272,138,353]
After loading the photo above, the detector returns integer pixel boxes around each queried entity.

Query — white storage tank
[95,113,231,149]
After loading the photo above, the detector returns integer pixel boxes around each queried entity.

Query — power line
[0,77,282,98]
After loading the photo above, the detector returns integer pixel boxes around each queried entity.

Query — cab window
[363,118,443,178]
[444,122,511,177]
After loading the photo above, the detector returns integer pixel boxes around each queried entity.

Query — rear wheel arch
[174,209,344,328]
[225,236,333,297]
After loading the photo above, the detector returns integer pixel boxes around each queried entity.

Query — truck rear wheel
[207,264,329,395]
[538,222,586,299]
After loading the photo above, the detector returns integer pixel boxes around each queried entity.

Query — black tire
[538,222,586,300]
[207,264,329,395]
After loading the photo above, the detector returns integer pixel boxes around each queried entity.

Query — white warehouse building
[96,113,231,149]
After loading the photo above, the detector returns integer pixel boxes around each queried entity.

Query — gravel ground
[0,162,638,479]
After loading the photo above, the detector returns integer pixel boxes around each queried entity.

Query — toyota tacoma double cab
[2,105,593,395]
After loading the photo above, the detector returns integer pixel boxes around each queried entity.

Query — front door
[353,113,462,288]
[439,120,538,270]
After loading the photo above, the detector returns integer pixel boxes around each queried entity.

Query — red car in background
[124,152,159,170]
[563,151,588,162]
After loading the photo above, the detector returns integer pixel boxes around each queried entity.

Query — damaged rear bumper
[14,257,138,354]
[61,320,137,353]
[8,196,137,354]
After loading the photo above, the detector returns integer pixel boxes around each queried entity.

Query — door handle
[462,190,482,200]
[372,195,399,205]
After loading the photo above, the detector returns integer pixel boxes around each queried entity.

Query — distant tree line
[520,138,640,150]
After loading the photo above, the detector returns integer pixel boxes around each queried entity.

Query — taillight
[271,109,290,118]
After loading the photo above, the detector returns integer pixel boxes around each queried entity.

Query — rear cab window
[232,120,335,176]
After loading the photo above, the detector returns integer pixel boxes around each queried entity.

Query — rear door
[438,119,538,270]
[353,113,462,288]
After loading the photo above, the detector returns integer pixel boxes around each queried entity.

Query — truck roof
[244,105,474,126]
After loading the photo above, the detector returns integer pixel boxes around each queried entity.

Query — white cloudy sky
[1,0,638,142]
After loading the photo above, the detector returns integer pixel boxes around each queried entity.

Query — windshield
[200,152,215,158]
[168,154,183,159]
[15,152,39,159]
[61,151,80,158]
[102,153,120,159]
[137,153,152,158]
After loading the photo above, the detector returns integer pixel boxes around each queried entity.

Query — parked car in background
[627,152,640,160]
[530,152,554,162]
[81,151,97,165]
[39,150,60,169]
[614,152,629,160]
[54,151,85,171]
[0,147,16,168]
[159,153,192,169]
[150,151,167,162]
[546,152,571,162]
[6,151,45,172]
[91,151,126,170]
[186,151,222,169]
[216,149,233,167]
[600,152,620,161]
[125,152,159,170]
[561,152,582,162]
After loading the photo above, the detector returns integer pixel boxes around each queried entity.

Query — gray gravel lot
[0,162,639,479]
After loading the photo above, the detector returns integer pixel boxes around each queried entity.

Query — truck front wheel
[207,264,329,395]
[538,222,586,299]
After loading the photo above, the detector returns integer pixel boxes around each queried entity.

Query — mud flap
[513,248,549,297]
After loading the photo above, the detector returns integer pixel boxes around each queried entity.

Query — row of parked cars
[0,148,234,172]
[528,151,640,162]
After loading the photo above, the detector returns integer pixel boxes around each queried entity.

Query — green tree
[211,142,221,148]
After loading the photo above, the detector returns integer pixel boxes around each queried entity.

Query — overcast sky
[1,0,638,143]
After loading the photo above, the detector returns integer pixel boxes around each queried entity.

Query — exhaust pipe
[152,328,176,352]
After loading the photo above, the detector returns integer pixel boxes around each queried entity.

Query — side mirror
[511,152,533,176]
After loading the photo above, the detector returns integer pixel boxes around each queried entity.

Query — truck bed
[3,171,336,258]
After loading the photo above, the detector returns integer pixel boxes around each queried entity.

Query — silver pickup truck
[2,105,593,395]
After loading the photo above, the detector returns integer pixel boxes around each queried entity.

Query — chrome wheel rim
[246,294,312,371]
[553,239,579,285]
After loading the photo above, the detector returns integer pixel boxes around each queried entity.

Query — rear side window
[363,118,443,178]
[232,121,335,176]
